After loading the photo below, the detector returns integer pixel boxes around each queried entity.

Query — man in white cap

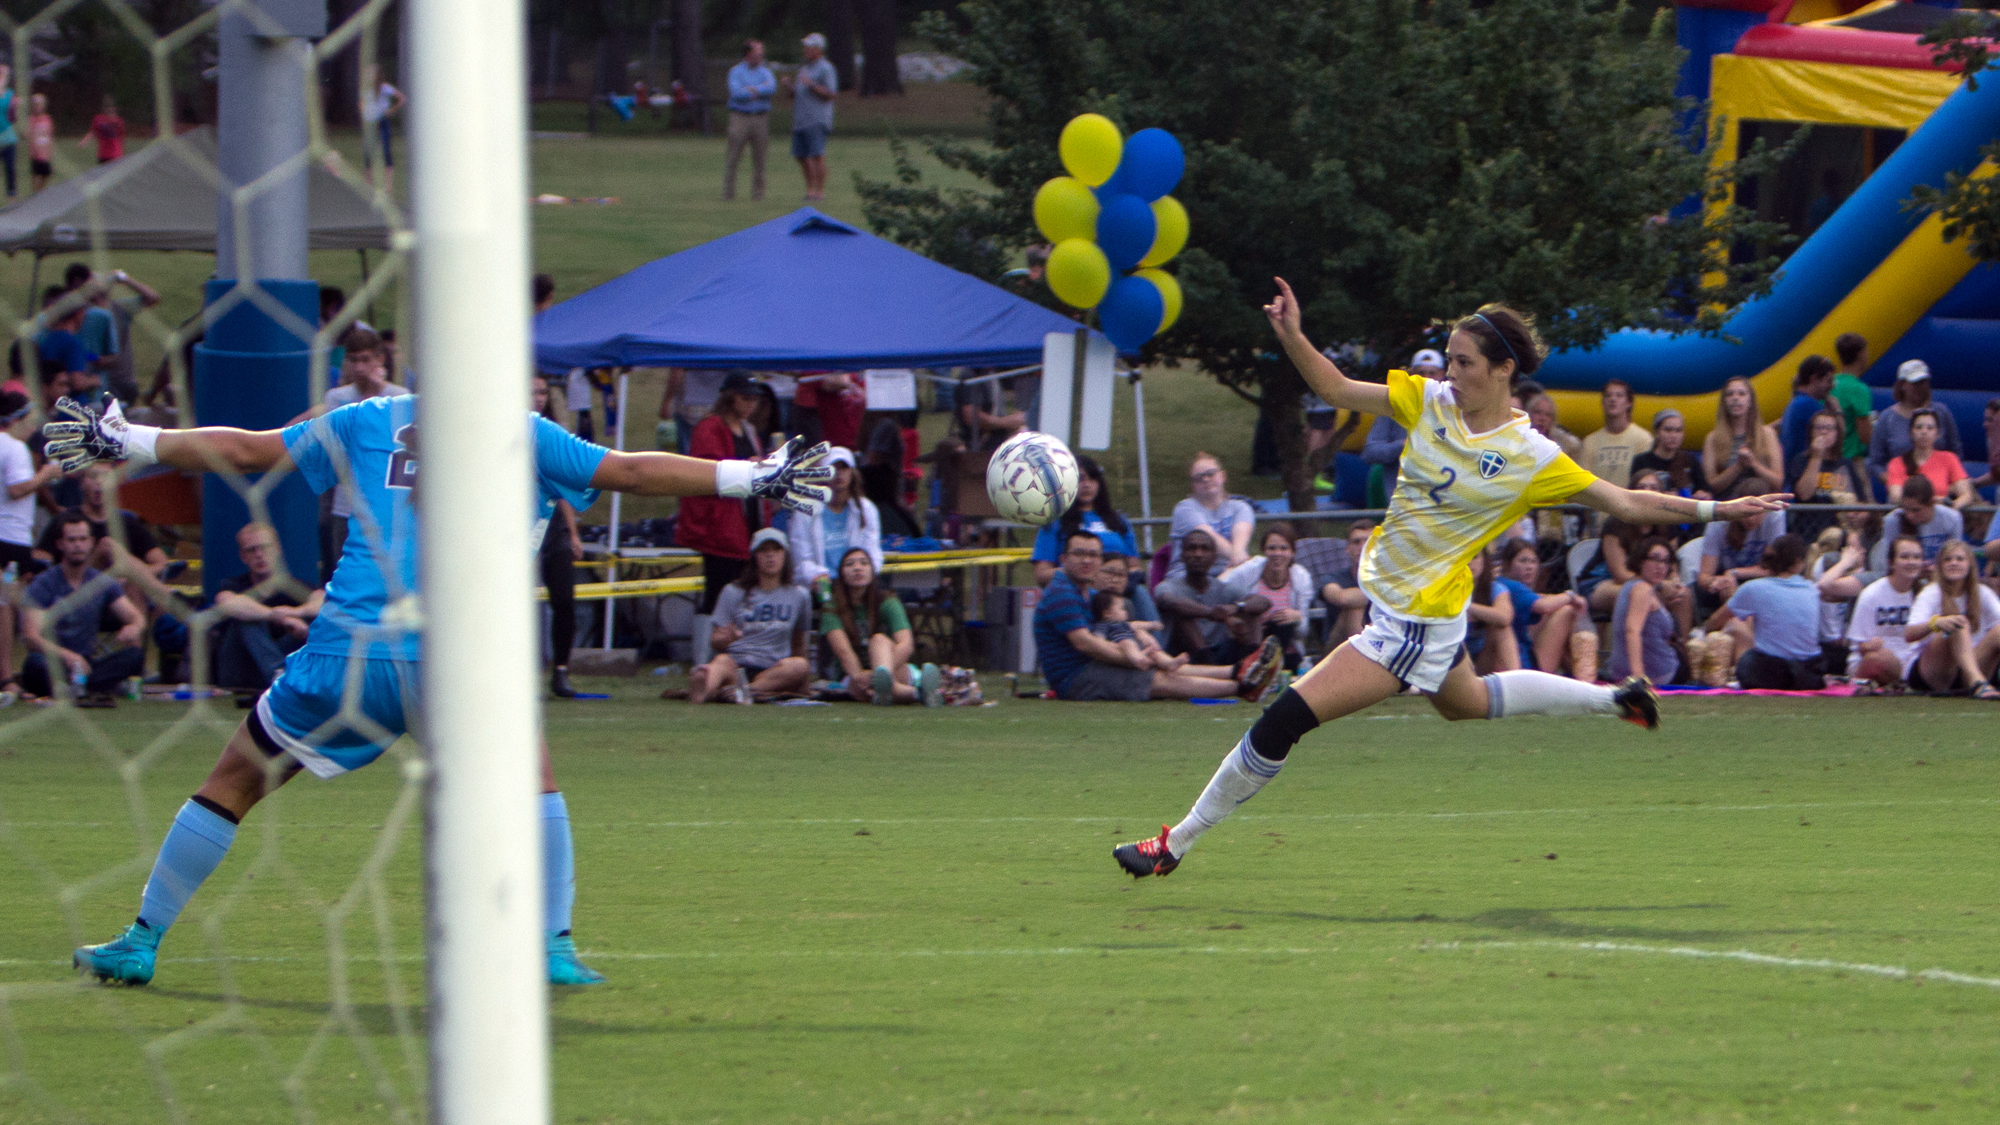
[1579,377,1652,488]
[1358,349,1445,501]
[791,33,839,201]
[1870,358,1962,487]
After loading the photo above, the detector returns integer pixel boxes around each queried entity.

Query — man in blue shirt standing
[724,38,777,201]
[47,393,831,988]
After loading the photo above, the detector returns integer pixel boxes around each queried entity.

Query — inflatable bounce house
[1536,0,2000,465]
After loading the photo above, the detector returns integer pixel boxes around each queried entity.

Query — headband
[0,402,28,426]
[1472,313,1521,371]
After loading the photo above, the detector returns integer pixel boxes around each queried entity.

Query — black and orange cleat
[1612,676,1660,730]
[1113,824,1181,878]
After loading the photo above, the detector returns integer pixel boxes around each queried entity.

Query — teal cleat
[74,921,160,985]
[548,932,606,986]
[918,663,943,708]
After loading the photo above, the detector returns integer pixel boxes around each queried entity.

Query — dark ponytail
[1452,304,1545,381]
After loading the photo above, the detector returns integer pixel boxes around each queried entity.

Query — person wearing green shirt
[1833,332,1877,474]
[821,546,941,706]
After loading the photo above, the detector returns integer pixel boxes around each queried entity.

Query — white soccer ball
[986,431,1080,526]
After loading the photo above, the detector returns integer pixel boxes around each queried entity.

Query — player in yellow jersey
[1114,278,1788,878]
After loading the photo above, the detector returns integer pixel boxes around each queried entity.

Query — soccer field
[2,688,1997,1122]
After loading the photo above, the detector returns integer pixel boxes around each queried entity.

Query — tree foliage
[1907,15,2000,262]
[858,0,1791,507]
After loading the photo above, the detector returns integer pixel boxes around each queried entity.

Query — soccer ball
[986,431,1080,526]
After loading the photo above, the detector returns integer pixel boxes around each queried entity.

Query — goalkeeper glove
[715,436,835,515]
[41,396,159,472]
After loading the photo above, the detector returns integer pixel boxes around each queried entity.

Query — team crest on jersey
[1434,426,1447,440]
[386,424,419,489]
[1477,450,1507,480]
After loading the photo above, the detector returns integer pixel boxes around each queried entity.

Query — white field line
[5,795,1996,833]
[7,940,2000,990]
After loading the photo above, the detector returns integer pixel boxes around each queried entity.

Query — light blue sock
[138,799,237,933]
[542,792,575,936]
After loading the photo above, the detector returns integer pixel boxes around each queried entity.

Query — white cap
[825,446,856,468]
[749,528,790,553]
[1411,349,1445,370]
[801,32,827,49]
[1897,359,1931,383]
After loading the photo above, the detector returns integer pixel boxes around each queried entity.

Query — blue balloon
[1114,128,1185,202]
[1095,193,1156,272]
[1099,274,1165,354]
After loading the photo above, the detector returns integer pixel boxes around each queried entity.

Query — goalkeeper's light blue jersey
[281,395,607,662]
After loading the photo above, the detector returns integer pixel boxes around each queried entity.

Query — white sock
[1482,670,1619,718]
[1166,735,1283,856]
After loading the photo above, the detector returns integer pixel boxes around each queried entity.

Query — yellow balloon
[1034,177,1100,244]
[1046,238,1112,309]
[1059,113,1123,187]
[1139,195,1188,267]
[1135,268,1183,333]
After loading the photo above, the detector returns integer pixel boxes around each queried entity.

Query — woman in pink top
[1885,407,1970,509]
[1221,522,1313,672]
[26,93,53,193]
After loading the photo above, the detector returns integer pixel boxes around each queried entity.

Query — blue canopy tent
[533,208,1095,371]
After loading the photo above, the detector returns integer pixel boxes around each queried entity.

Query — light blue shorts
[250,651,416,778]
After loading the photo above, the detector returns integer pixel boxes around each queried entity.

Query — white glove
[41,396,158,471]
[715,436,836,515]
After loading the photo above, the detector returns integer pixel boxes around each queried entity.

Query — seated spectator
[1840,535,1924,692]
[1709,534,1825,691]
[1905,538,2000,698]
[1869,360,1961,489]
[1878,474,1961,567]
[1788,409,1862,544]
[1697,480,1789,611]
[1607,536,1686,685]
[1629,408,1710,499]
[1165,453,1254,579]
[1579,378,1652,488]
[20,511,143,705]
[1032,529,1273,702]
[1092,552,1159,637]
[1466,549,1520,672]
[680,529,811,704]
[1885,407,1971,509]
[1316,520,1374,645]
[1494,537,1595,679]
[210,522,322,692]
[1804,519,1873,675]
[1090,590,1184,672]
[1703,376,1785,496]
[820,546,937,705]
[1032,454,1135,585]
[791,447,882,587]
[1221,522,1313,671]
[35,465,168,575]
[860,409,920,536]
[1778,355,1836,467]
[1155,528,1269,666]
[1525,392,1583,459]
[1581,472,1691,630]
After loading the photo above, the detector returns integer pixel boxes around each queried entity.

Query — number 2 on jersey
[1428,466,1457,506]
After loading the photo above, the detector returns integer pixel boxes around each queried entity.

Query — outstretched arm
[44,397,292,474]
[1263,278,1391,417]
[1573,478,1788,527]
[590,435,835,512]
[589,450,727,496]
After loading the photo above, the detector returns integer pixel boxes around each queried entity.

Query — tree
[857,0,1790,512]
[1907,15,2000,260]
[857,0,903,96]
[824,0,859,93]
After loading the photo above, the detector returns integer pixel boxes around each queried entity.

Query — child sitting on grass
[1092,590,1187,673]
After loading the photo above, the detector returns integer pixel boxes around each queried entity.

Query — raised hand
[747,436,835,515]
[1263,277,1304,343]
[42,396,146,471]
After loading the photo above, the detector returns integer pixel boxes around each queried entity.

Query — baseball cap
[749,528,790,553]
[719,371,760,397]
[1897,359,1931,383]
[825,446,856,468]
[801,32,827,49]
[1411,349,1445,369]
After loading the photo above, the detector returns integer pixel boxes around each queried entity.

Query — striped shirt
[1357,370,1597,621]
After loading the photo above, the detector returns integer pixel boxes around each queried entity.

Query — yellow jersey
[1358,369,1598,621]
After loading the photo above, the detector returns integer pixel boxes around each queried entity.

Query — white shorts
[1350,601,1468,693]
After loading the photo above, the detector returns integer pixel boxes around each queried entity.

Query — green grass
[4,690,1999,1121]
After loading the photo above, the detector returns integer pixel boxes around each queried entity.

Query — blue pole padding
[192,277,320,601]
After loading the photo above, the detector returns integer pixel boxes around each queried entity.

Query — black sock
[1248,688,1320,762]
[190,794,240,825]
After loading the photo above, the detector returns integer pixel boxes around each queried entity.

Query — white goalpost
[409,0,551,1121]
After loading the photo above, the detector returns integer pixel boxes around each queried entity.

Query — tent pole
[1130,369,1152,555]
[603,370,629,648]
[25,253,38,312]
[357,248,378,325]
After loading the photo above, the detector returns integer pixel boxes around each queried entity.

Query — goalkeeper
[48,393,832,987]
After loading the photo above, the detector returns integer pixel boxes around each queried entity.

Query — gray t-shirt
[792,59,838,132]
[1154,572,1249,649]
[712,581,809,669]
[1166,496,1257,579]
[1700,510,1788,572]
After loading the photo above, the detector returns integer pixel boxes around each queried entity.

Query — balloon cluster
[1033,113,1188,353]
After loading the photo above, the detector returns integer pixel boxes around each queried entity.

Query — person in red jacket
[679,372,770,614]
